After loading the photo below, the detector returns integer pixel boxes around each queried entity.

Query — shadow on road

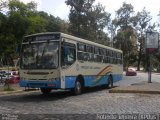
[0,85,114,103]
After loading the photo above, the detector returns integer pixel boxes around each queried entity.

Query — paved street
[0,72,160,119]
[114,72,160,87]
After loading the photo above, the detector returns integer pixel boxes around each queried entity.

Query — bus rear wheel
[108,76,113,88]
[40,88,52,94]
[72,80,83,95]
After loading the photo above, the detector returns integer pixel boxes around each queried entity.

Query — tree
[86,3,111,44]
[8,0,46,35]
[108,19,119,47]
[132,8,152,70]
[66,0,110,45]
[113,2,137,69]
[0,0,46,62]
[116,2,134,29]
[38,11,69,33]
[66,0,89,36]
[0,0,70,63]
[0,0,7,11]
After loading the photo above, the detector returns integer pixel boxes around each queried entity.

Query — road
[114,71,160,87]
[0,72,160,119]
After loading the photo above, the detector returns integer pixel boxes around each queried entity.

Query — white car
[0,70,15,80]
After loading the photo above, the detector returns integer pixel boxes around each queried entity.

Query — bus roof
[24,32,122,53]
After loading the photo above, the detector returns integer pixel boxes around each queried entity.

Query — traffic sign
[146,32,159,49]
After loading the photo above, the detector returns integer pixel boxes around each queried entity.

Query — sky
[20,0,160,23]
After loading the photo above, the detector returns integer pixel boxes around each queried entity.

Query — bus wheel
[108,76,113,88]
[40,88,52,94]
[73,80,82,95]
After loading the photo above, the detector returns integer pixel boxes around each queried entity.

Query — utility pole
[148,51,151,83]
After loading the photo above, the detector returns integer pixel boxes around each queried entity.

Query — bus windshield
[21,41,59,69]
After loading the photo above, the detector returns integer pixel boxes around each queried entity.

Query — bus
[19,32,123,95]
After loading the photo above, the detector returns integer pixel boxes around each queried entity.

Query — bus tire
[108,75,113,88]
[72,80,83,95]
[40,88,52,94]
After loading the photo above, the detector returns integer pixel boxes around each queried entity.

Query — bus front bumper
[19,80,61,89]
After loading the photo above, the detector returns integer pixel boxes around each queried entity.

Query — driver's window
[61,42,76,67]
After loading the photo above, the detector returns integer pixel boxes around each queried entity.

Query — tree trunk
[137,46,142,71]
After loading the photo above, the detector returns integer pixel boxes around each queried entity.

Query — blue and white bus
[19,32,123,95]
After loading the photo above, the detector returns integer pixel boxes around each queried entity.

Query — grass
[3,84,15,91]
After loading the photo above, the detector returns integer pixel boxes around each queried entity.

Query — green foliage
[113,3,156,70]
[66,0,110,45]
[4,84,14,91]
[37,11,69,33]
[133,8,152,70]
[1,0,160,70]
[0,0,69,66]
[116,2,134,28]
[0,0,7,11]
[112,2,139,68]
[27,14,46,34]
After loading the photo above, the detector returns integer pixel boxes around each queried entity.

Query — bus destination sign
[35,34,60,41]
[24,34,60,42]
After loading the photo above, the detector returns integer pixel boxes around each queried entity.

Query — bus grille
[28,83,46,87]
[28,79,47,81]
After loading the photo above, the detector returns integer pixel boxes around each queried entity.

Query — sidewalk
[109,81,160,94]
[0,84,38,95]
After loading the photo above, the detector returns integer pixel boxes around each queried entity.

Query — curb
[0,90,24,96]
[0,89,39,96]
[109,81,160,94]
[109,89,160,94]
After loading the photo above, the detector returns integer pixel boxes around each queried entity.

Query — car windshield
[128,68,136,71]
[21,41,59,69]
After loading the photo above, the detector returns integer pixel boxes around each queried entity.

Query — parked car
[7,75,20,84]
[0,70,9,80]
[0,71,6,86]
[0,70,19,84]
[126,67,137,76]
